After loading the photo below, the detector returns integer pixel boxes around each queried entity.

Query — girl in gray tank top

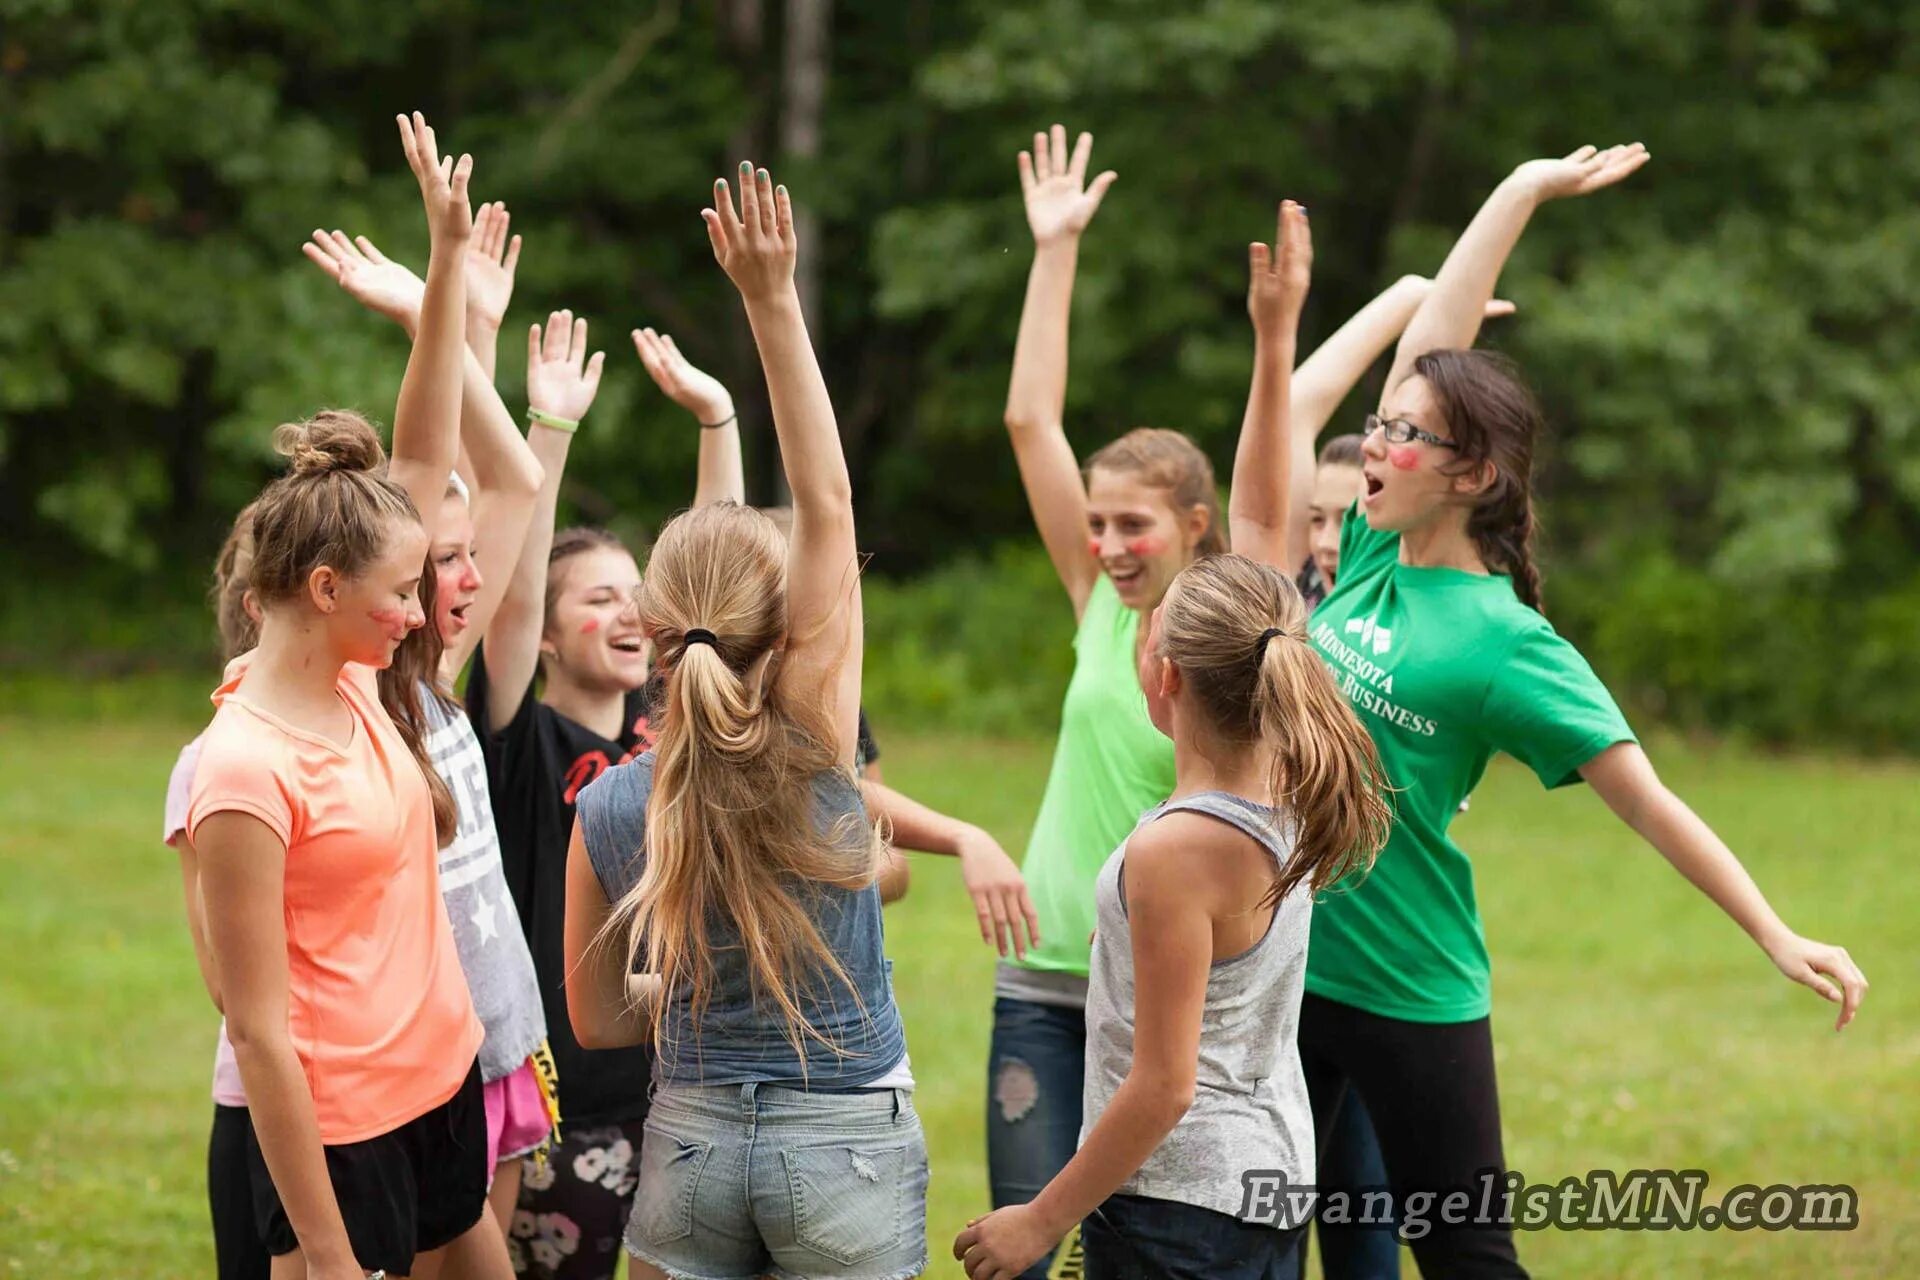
[956,202,1394,1280]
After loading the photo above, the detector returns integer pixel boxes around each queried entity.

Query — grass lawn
[1,678,1915,1277]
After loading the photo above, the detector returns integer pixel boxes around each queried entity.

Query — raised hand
[397,110,473,245]
[1018,124,1118,247]
[466,201,521,333]
[300,230,424,333]
[633,327,734,426]
[526,309,605,423]
[703,162,796,305]
[1510,143,1650,204]
[1247,200,1312,343]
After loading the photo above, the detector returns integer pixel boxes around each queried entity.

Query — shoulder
[577,754,656,846]
[1125,810,1246,891]
[188,710,296,846]
[163,734,207,846]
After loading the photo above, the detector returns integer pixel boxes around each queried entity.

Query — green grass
[2,681,1916,1277]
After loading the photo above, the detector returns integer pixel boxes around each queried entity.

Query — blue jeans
[1279,1091,1400,1279]
[1084,1193,1305,1280]
[626,1082,928,1280]
[986,997,1086,1280]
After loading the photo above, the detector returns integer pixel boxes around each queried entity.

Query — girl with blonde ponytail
[961,201,1390,1280]
[562,164,927,1280]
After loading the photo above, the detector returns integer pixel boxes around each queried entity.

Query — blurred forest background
[5,0,1920,746]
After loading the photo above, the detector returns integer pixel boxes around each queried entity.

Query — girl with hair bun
[189,114,514,1280]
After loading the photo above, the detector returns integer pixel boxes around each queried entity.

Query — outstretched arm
[1004,125,1119,619]
[861,779,1039,959]
[1283,276,1515,567]
[1580,744,1867,1032]
[386,112,472,541]
[1383,142,1648,400]
[1228,201,1311,569]
[479,310,607,729]
[634,327,745,506]
[706,164,862,764]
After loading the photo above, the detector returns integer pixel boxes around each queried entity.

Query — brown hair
[1412,349,1545,612]
[1317,433,1364,469]
[250,410,456,847]
[1157,554,1392,907]
[1084,428,1226,557]
[543,526,630,624]
[601,502,884,1067]
[210,500,261,661]
[378,557,459,849]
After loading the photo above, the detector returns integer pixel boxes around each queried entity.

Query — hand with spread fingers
[397,110,473,246]
[300,230,424,334]
[704,162,797,305]
[634,327,734,427]
[1511,142,1650,204]
[526,309,605,425]
[1018,123,1118,247]
[466,200,522,335]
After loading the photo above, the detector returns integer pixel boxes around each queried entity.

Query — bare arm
[1004,126,1118,618]
[706,165,862,764]
[1228,201,1310,569]
[386,113,473,539]
[169,836,223,1011]
[562,820,658,1051]
[1581,743,1866,1031]
[954,822,1212,1276]
[634,327,746,507]
[861,778,1039,958]
[1383,143,1648,400]
[477,311,604,732]
[464,200,521,381]
[197,812,360,1280]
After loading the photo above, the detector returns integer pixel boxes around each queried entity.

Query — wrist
[1032,235,1081,259]
[1024,1189,1080,1241]
[695,400,737,429]
[741,286,804,320]
[1498,170,1549,208]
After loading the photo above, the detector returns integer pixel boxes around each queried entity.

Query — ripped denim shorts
[626,1081,929,1280]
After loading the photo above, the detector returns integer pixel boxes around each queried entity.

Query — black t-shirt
[465,648,655,1130]
[1298,556,1330,611]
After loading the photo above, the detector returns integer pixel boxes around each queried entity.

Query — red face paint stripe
[579,617,601,635]
[1387,446,1421,471]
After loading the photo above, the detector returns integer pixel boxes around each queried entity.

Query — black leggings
[1297,993,1527,1279]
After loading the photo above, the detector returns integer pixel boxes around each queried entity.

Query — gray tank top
[1081,791,1315,1225]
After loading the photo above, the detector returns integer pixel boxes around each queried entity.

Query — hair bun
[273,410,388,478]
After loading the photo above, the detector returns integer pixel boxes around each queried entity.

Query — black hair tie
[1257,627,1285,654]
[683,628,718,649]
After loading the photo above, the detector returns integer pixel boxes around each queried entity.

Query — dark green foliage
[4,1,1918,746]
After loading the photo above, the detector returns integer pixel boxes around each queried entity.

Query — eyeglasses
[1363,414,1459,451]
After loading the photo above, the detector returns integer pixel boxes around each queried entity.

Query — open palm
[1513,143,1649,204]
[301,230,424,332]
[1019,123,1118,246]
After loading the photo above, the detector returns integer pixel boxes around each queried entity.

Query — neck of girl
[245,613,354,720]
[1169,716,1275,807]
[1396,509,1489,575]
[541,669,632,742]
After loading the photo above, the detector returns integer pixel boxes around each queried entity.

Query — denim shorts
[625,1081,929,1280]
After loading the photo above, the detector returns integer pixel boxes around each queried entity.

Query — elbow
[509,454,546,498]
[1003,407,1053,438]
[878,851,911,905]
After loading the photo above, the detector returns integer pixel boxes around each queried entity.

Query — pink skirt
[484,1057,555,1169]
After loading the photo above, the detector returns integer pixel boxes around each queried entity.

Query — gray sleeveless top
[1081,791,1315,1225]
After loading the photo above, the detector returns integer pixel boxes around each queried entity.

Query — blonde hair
[249,410,457,848]
[605,501,884,1064]
[1157,554,1392,905]
[1085,427,1226,557]
[210,500,261,661]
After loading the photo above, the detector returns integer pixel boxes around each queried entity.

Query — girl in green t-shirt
[1300,143,1868,1278]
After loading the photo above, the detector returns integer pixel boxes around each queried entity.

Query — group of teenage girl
[161,111,1865,1280]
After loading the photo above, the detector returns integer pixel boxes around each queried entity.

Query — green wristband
[527,408,579,434]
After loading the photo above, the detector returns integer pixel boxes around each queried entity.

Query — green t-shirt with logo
[1016,573,1177,977]
[1307,506,1635,1022]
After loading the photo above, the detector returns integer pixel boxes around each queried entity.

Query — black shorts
[246,1059,488,1276]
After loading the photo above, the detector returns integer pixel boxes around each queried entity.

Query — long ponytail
[603,502,884,1068]
[1157,554,1391,905]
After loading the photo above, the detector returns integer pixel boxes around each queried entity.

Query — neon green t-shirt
[1016,573,1177,977]
[1306,506,1635,1022]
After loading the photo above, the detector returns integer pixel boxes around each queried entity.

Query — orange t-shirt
[188,656,482,1144]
